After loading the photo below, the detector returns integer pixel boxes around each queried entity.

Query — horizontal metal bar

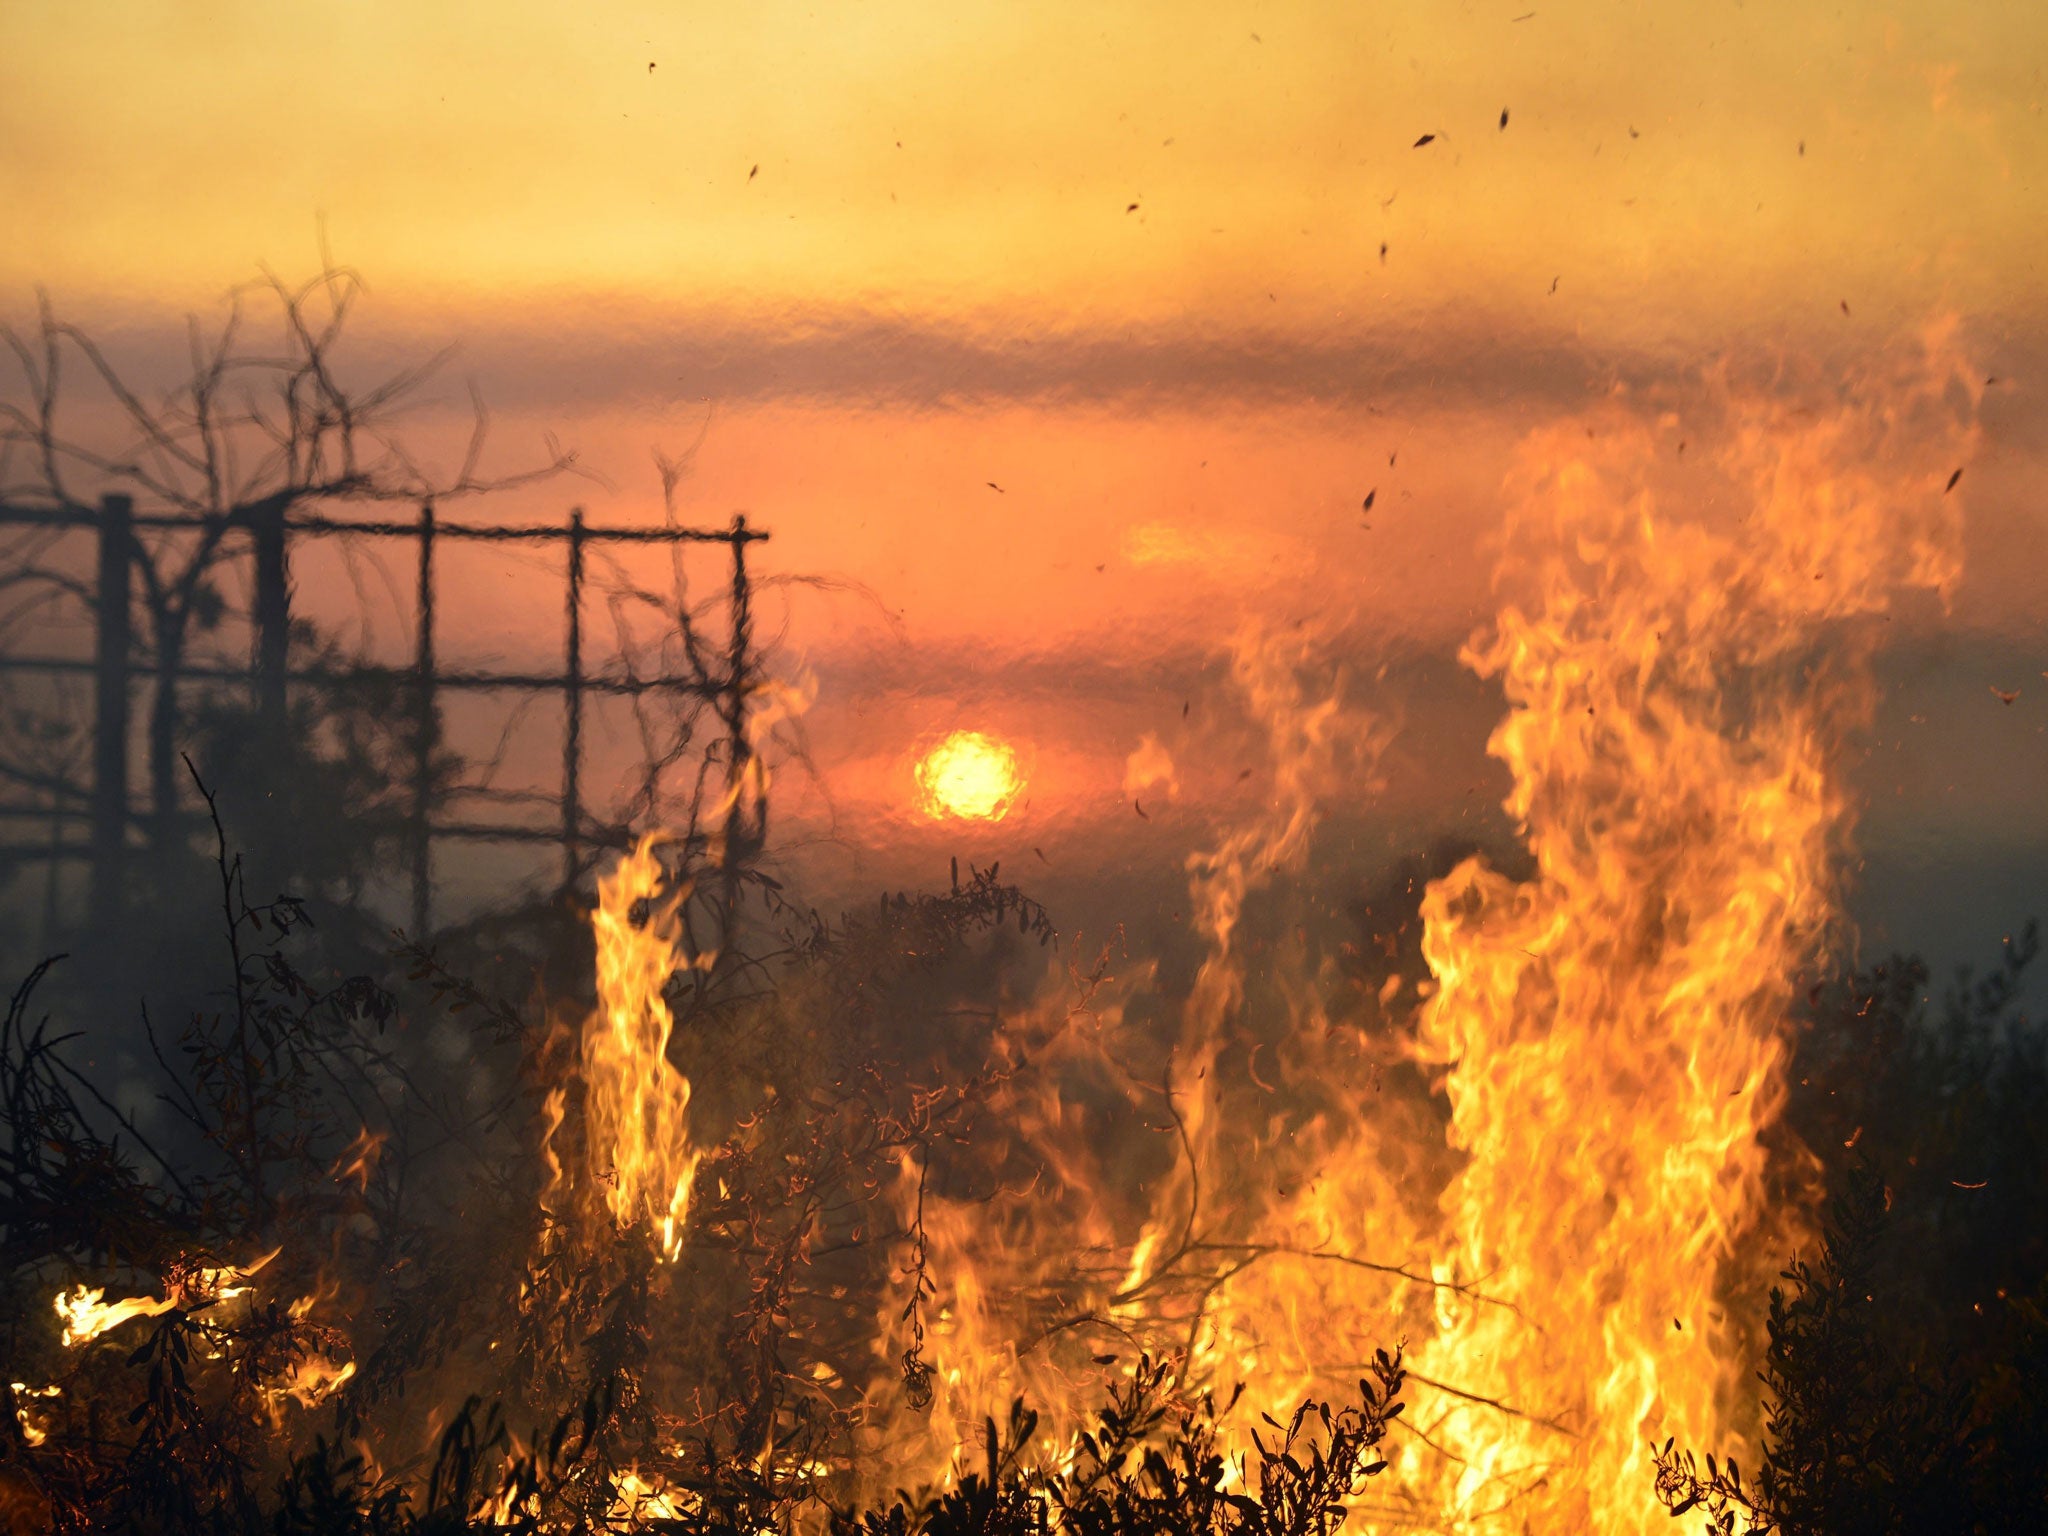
[0,506,229,533]
[0,808,221,833]
[0,656,105,674]
[0,506,281,534]
[321,666,729,696]
[0,813,688,849]
[426,821,628,845]
[3,787,644,824]
[0,654,726,696]
[0,504,765,545]
[0,806,173,827]
[296,515,767,546]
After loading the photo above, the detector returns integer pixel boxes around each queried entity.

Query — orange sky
[4,0,2045,938]
[8,1,2042,635]
[5,1,2043,331]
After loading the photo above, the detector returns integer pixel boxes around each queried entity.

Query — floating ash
[0,331,1994,1535]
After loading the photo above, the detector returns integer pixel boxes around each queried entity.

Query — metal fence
[0,494,767,936]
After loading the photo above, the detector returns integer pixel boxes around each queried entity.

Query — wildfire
[863,334,1977,1532]
[55,1249,279,1347]
[1396,342,1973,1530]
[10,1383,60,1447]
[915,730,1023,821]
[581,832,702,1260]
[12,340,1983,1534]
[264,1356,358,1413]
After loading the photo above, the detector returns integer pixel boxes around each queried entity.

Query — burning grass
[3,327,2043,1535]
[0,801,1408,1534]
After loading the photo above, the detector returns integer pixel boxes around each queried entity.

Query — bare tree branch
[0,263,582,838]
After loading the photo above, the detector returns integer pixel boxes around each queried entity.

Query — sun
[914,731,1023,822]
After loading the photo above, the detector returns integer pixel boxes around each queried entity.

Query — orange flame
[609,1468,697,1522]
[854,332,1977,1532]
[266,1355,358,1413]
[10,1383,60,1447]
[331,1126,387,1193]
[1396,337,1974,1530]
[55,1248,279,1347]
[583,833,701,1260]
[53,1286,178,1348]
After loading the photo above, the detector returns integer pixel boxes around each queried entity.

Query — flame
[55,1248,279,1347]
[861,629,1390,1492]
[609,1468,697,1522]
[18,341,1979,1531]
[266,1355,357,1412]
[331,1125,387,1192]
[583,833,702,1260]
[54,1286,178,1348]
[10,1383,60,1447]
[856,334,1975,1531]
[915,730,1023,821]
[187,1247,280,1302]
[536,1084,570,1220]
[1395,339,1973,1530]
[485,1482,538,1527]
[488,1464,694,1529]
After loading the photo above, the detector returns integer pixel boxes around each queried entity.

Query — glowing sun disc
[915,731,1023,821]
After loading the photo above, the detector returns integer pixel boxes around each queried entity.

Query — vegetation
[256,1350,1406,1536]
[1656,933,2048,1536]
[0,268,574,868]
[830,1351,1405,1536]
[4,758,2044,1533]
[0,778,1405,1535]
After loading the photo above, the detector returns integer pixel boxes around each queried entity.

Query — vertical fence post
[89,493,133,932]
[410,502,436,937]
[252,499,290,740]
[562,509,585,892]
[721,513,755,921]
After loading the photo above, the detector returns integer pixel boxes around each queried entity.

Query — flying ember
[914,730,1023,821]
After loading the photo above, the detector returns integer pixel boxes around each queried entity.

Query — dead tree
[0,267,576,895]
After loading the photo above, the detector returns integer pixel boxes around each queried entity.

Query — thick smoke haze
[2,0,2042,984]
[3,10,2046,1533]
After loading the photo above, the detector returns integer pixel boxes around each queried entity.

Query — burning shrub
[2,767,1419,1535]
[833,1350,1406,1536]
[5,329,2021,1536]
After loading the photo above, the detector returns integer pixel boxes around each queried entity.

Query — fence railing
[0,494,767,937]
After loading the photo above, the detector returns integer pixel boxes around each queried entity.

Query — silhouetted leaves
[1658,927,2048,1536]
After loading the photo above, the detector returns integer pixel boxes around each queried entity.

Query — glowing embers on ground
[915,729,1024,821]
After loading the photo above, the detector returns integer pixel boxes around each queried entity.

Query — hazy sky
[6,1,2041,627]
[5,1,2042,331]
[4,1,2044,949]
